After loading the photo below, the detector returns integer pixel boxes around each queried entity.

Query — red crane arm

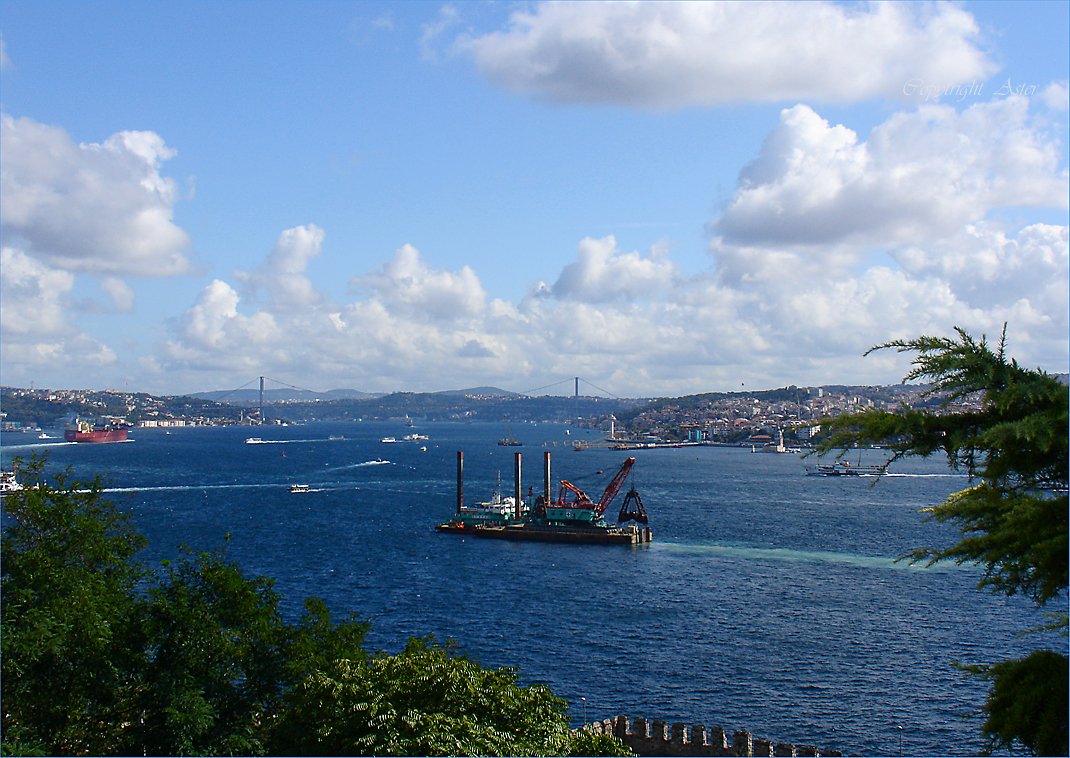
[595,457,636,515]
[559,479,592,505]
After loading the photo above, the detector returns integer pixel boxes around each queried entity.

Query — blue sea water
[2,421,1062,756]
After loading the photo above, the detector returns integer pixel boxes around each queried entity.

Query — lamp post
[580,696,587,728]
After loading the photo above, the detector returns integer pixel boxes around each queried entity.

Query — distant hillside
[192,385,520,404]
[191,388,383,404]
[434,386,519,398]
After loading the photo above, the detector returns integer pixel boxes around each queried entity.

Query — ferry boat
[289,483,311,493]
[808,461,884,477]
[64,419,129,443]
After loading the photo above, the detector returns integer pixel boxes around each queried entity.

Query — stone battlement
[585,715,843,757]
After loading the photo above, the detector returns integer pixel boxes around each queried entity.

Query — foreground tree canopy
[817,327,1068,756]
[0,458,630,757]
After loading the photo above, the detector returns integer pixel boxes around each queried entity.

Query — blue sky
[1,1,1067,397]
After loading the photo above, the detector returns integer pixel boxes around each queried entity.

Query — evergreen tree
[816,327,1068,756]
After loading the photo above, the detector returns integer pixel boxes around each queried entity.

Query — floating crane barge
[437,451,652,545]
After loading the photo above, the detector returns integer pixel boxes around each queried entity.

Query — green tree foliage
[271,637,631,756]
[1,456,630,756]
[816,327,1068,756]
[1,459,148,755]
[972,650,1068,757]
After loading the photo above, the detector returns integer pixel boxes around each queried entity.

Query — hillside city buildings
[0,382,990,448]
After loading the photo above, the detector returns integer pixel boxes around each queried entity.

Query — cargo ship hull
[64,426,129,443]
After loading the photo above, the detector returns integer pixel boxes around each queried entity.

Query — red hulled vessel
[64,419,129,443]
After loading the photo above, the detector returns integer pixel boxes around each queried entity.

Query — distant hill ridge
[191,388,382,403]
[192,386,519,404]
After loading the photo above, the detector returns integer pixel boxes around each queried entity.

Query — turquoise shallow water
[3,421,1060,755]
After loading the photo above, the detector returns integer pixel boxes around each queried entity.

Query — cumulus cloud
[895,223,1069,329]
[716,98,1069,248]
[160,239,503,390]
[1042,81,1070,112]
[236,224,325,309]
[551,235,678,301]
[0,114,191,275]
[152,214,1068,397]
[353,244,487,321]
[0,246,119,379]
[460,1,993,108]
[0,246,76,337]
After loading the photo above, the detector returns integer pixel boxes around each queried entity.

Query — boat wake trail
[327,460,392,472]
[656,541,967,573]
[2,441,77,452]
[100,483,364,494]
[245,438,341,445]
[884,472,967,478]
[100,483,282,493]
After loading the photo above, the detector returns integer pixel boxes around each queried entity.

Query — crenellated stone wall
[584,715,844,757]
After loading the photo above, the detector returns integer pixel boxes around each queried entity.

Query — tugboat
[64,418,129,443]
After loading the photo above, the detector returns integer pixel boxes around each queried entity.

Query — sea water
[2,421,1061,756]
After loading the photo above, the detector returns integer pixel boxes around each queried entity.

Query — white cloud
[236,224,325,309]
[0,114,191,276]
[1041,81,1070,112]
[894,223,1069,339]
[0,246,76,337]
[460,1,993,108]
[0,246,120,381]
[421,4,460,63]
[352,243,487,321]
[101,277,136,312]
[551,235,678,301]
[716,98,1069,248]
[150,215,1068,396]
[175,279,278,352]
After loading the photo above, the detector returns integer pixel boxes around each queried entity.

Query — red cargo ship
[64,419,129,443]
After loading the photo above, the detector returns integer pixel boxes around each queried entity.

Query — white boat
[403,433,429,441]
[245,437,264,444]
[1,471,24,493]
[289,483,311,493]
[460,473,525,517]
[380,437,397,443]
